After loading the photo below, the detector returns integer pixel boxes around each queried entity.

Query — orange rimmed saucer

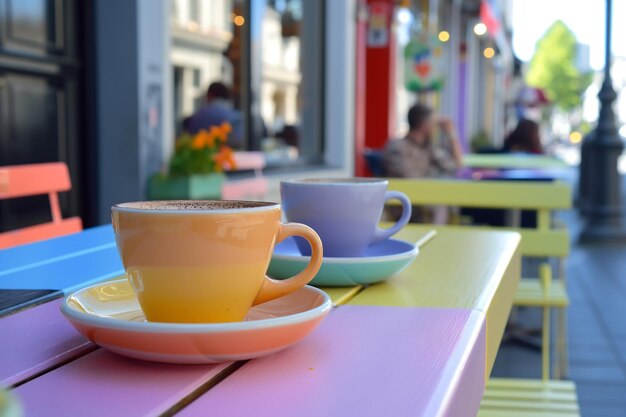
[61,279,331,364]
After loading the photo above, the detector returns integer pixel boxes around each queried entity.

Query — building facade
[1,0,513,229]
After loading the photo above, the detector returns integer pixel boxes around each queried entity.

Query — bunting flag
[479,0,512,62]
[404,32,446,92]
[480,0,501,36]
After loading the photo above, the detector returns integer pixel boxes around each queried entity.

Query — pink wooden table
[1,226,520,417]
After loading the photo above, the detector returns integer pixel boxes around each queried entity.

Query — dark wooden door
[0,0,82,232]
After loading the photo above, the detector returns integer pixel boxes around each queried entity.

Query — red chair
[0,163,82,249]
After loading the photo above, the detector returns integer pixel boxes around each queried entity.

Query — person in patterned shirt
[384,103,463,178]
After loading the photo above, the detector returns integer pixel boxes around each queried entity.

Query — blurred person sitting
[502,118,543,154]
[186,82,244,149]
[384,103,463,178]
[384,103,463,224]
[280,124,300,159]
[278,125,299,149]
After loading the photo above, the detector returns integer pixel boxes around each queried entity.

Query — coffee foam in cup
[115,200,276,211]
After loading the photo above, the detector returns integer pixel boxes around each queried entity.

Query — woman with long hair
[503,119,543,154]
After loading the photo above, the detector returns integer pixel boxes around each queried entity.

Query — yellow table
[323,225,521,377]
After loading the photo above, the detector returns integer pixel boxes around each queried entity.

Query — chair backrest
[0,163,82,249]
[232,152,266,174]
[387,178,572,258]
[363,149,387,177]
[222,152,268,200]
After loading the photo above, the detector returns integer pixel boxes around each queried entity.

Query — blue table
[0,226,123,315]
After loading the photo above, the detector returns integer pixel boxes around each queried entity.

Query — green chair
[462,153,569,170]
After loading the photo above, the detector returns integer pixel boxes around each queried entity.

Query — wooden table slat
[0,246,123,293]
[350,227,519,310]
[0,299,94,387]
[350,226,521,377]
[178,306,486,417]
[14,350,232,417]
[321,285,363,306]
[0,225,114,274]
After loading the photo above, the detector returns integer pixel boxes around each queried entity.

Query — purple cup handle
[372,191,412,244]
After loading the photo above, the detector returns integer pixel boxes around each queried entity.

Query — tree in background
[526,20,592,111]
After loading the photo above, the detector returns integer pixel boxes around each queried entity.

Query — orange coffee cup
[111,200,323,323]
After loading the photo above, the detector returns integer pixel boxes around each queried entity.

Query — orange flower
[213,147,237,170]
[208,125,227,144]
[208,126,220,139]
[196,130,216,148]
[220,122,232,135]
[191,135,205,150]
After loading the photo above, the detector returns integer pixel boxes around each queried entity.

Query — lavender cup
[280,178,412,257]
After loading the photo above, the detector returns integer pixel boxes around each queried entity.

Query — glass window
[193,68,201,87]
[258,0,324,167]
[169,0,325,168]
[189,0,200,25]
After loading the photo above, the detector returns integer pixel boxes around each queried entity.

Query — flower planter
[148,173,224,200]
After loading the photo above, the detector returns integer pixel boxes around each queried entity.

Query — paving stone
[569,345,618,365]
[569,362,626,383]
[578,403,626,417]
[576,382,626,406]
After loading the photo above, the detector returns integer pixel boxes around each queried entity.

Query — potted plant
[148,123,236,200]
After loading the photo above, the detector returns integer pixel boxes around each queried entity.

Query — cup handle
[253,222,323,305]
[372,190,412,244]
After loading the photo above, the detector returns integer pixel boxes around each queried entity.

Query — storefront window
[170,0,325,168]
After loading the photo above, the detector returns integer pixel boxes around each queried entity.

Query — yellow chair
[479,378,579,417]
[387,179,579,416]
[478,262,579,416]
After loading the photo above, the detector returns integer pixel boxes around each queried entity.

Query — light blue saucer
[268,238,419,287]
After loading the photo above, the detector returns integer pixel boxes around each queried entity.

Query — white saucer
[61,279,332,364]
